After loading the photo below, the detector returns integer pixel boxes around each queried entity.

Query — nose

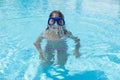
[52,23,59,29]
[54,22,58,26]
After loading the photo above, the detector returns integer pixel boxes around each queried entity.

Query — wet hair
[46,10,65,30]
[49,10,64,18]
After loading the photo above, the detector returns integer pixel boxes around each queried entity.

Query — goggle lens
[48,17,65,26]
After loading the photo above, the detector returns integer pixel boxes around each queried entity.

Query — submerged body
[34,10,80,66]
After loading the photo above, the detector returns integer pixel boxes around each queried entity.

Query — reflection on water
[0,0,120,80]
[33,65,108,80]
[0,0,120,20]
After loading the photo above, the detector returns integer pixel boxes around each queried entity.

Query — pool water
[0,0,120,80]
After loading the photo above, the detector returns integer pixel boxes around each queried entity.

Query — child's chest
[45,31,68,41]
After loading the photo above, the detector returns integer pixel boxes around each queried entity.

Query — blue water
[0,0,120,80]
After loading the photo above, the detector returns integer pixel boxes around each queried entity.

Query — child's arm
[68,32,80,58]
[34,35,46,60]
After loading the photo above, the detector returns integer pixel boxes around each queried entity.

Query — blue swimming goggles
[48,17,65,26]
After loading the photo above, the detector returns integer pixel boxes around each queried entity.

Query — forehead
[51,13,60,18]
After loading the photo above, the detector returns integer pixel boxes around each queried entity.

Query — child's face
[48,13,65,26]
[48,12,65,38]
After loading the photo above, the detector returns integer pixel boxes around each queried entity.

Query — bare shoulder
[36,31,46,41]
[65,30,80,41]
[40,31,47,38]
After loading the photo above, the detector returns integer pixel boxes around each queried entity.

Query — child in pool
[34,10,80,66]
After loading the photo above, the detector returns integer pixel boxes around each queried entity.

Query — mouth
[52,26,58,29]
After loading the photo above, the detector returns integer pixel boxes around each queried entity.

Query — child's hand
[73,49,80,58]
